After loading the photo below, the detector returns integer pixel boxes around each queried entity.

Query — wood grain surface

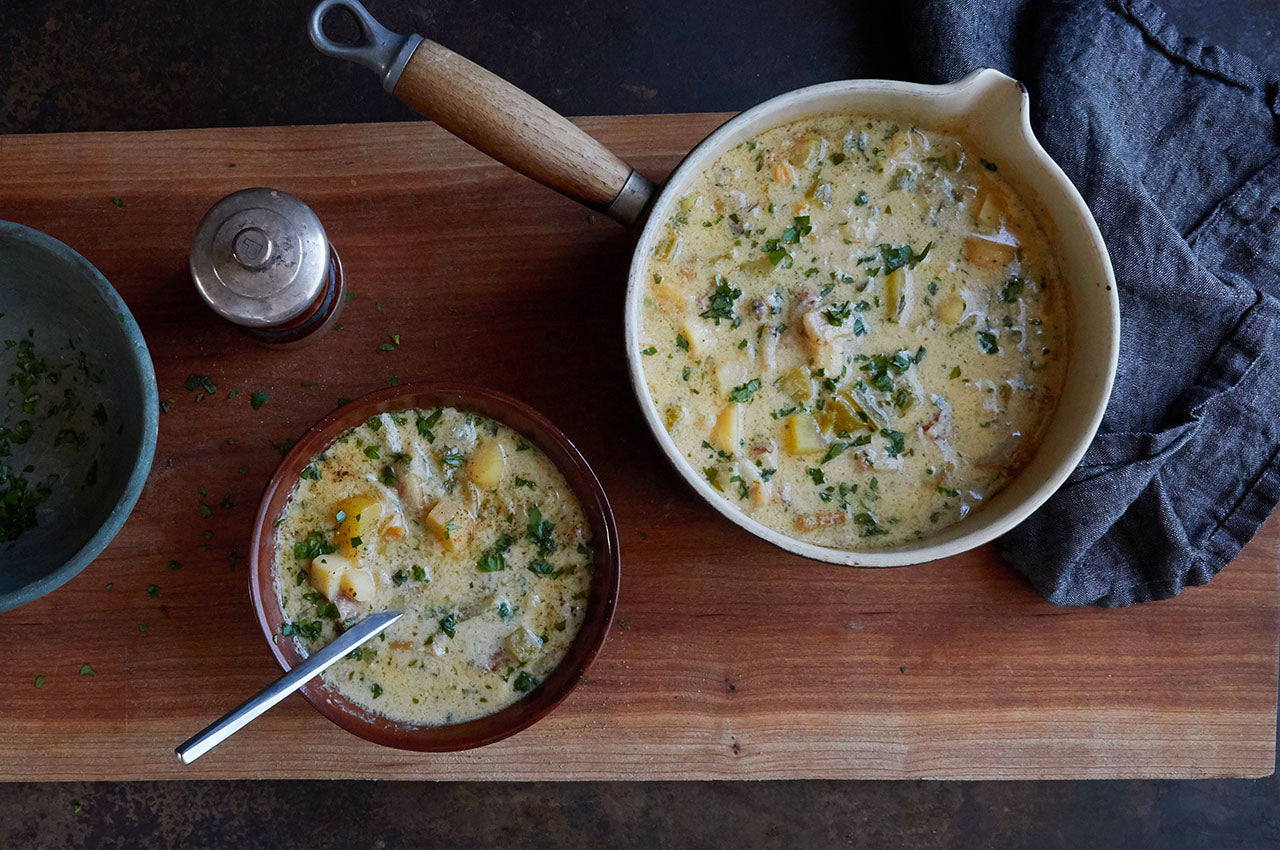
[0,115,1275,781]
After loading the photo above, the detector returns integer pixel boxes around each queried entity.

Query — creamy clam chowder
[274,408,594,726]
[639,116,1069,549]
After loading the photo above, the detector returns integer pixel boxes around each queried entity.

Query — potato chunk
[794,511,848,532]
[713,359,748,397]
[505,627,545,664]
[340,568,376,604]
[426,497,469,552]
[973,185,1005,231]
[652,235,683,262]
[709,403,744,455]
[467,440,506,490]
[680,317,717,357]
[964,234,1018,269]
[336,495,382,558]
[787,134,827,170]
[778,366,816,405]
[309,553,353,601]
[936,293,966,325]
[651,276,692,316]
[782,414,826,455]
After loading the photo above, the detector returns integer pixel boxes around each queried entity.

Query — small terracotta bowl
[249,382,620,751]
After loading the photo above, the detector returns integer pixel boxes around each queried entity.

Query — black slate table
[2,0,1278,846]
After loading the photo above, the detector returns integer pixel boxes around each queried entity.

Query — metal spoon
[175,610,403,764]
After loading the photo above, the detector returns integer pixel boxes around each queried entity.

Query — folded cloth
[902,0,1280,605]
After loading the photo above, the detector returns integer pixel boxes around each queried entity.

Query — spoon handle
[175,610,403,764]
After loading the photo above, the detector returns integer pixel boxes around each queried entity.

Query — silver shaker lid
[190,188,331,328]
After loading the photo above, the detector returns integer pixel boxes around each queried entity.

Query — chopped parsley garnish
[977,331,1000,354]
[727,378,761,403]
[703,466,722,491]
[412,565,428,582]
[292,529,336,560]
[512,671,538,692]
[146,585,160,598]
[370,683,383,698]
[821,442,848,464]
[363,445,380,460]
[441,450,466,467]
[999,277,1025,303]
[823,302,853,327]
[392,570,409,586]
[514,476,536,489]
[807,467,825,485]
[282,620,322,641]
[416,409,443,442]
[379,465,396,486]
[79,664,95,676]
[880,428,906,457]
[641,346,658,356]
[675,333,689,351]
[527,557,555,576]
[438,614,457,638]
[476,533,515,572]
[249,391,269,410]
[526,505,556,555]
[699,277,742,324]
[763,240,792,267]
[783,216,812,244]
[876,241,933,274]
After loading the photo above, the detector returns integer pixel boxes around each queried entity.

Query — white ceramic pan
[310,0,1120,566]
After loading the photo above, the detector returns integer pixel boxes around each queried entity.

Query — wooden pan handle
[309,0,654,224]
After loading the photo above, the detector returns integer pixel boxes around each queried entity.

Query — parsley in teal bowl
[0,221,157,612]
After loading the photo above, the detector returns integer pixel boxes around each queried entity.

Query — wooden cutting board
[0,116,1275,781]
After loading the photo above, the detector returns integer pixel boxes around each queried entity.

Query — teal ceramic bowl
[0,221,157,612]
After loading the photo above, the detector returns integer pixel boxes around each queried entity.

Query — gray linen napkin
[903,0,1280,605]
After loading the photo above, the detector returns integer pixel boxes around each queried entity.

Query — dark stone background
[2,1,1278,847]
